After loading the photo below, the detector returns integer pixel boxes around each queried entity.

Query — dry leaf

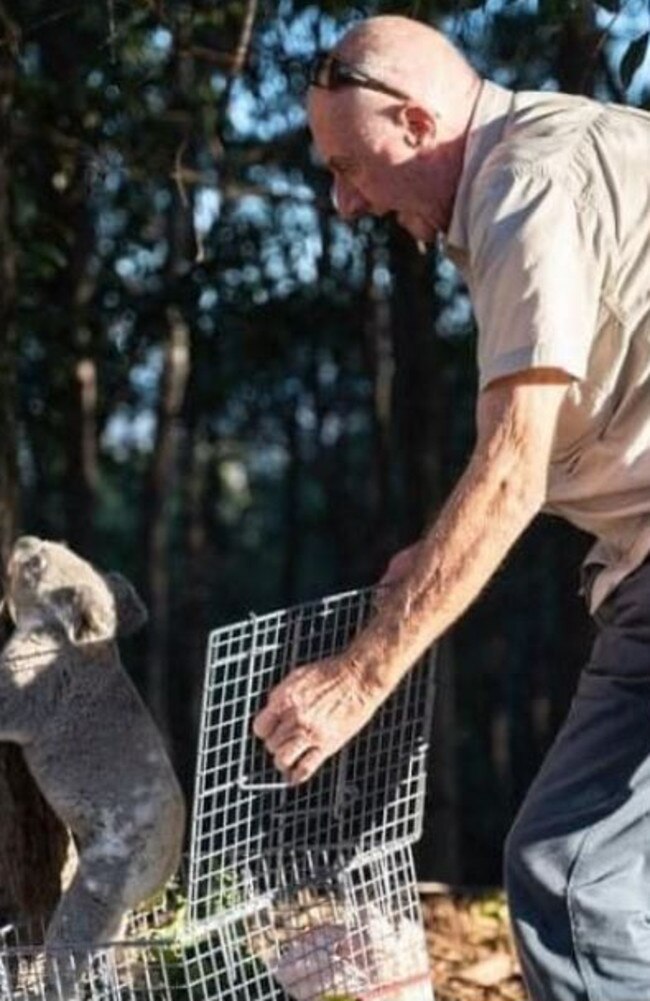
[458,952,515,987]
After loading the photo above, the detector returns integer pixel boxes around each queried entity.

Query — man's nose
[331,177,369,220]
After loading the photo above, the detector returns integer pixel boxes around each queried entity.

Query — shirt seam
[506,106,608,210]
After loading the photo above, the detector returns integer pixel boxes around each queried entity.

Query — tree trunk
[176,424,215,789]
[389,227,460,883]
[25,1,101,554]
[361,237,397,574]
[389,228,446,527]
[0,7,18,563]
[61,198,100,558]
[143,306,190,732]
[282,404,302,605]
[556,0,599,96]
[0,12,69,929]
[142,10,195,733]
[0,750,71,929]
[68,356,100,555]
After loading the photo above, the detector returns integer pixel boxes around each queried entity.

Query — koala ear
[103,572,148,637]
[48,585,117,645]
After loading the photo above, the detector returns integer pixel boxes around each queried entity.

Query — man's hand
[252,656,383,785]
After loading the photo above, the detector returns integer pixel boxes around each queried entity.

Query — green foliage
[209,868,243,915]
[474,891,509,923]
[148,893,189,949]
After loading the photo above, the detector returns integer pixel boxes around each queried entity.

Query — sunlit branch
[230,0,259,78]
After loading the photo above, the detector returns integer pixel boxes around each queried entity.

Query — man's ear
[47,585,117,645]
[103,572,148,638]
[402,103,436,147]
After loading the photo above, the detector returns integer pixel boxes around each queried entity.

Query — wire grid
[0,881,282,1001]
[0,882,220,1001]
[0,927,256,1001]
[188,588,437,930]
[0,844,433,1001]
[219,842,433,1001]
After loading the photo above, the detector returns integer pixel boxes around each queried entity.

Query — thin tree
[0,4,70,929]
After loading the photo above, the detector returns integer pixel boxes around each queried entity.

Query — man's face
[307,88,441,243]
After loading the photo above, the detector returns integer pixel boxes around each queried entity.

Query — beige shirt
[446,81,650,612]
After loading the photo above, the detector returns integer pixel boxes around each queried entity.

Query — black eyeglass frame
[308,53,411,102]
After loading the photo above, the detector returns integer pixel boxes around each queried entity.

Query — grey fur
[0,537,186,993]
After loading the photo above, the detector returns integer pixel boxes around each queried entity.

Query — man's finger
[289,748,324,786]
[273,736,314,773]
[265,718,306,754]
[253,703,283,740]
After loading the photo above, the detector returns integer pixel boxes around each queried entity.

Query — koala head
[4,537,148,645]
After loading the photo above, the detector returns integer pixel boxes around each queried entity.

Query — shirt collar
[445,79,515,257]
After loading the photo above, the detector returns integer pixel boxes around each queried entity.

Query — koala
[0,536,186,991]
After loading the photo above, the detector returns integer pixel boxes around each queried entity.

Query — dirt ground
[421,889,527,1001]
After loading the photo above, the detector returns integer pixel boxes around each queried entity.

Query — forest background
[0,0,649,925]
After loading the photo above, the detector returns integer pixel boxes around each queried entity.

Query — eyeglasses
[308,53,411,103]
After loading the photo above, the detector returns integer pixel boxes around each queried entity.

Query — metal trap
[0,588,437,1001]
[0,883,221,1001]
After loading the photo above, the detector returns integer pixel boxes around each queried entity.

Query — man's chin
[397,215,437,244]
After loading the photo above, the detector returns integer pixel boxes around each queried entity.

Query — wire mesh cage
[0,846,433,1001]
[0,882,212,1001]
[188,588,437,931]
[0,588,437,1001]
[228,843,434,1001]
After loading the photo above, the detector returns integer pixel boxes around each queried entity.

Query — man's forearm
[253,374,567,786]
[349,446,543,696]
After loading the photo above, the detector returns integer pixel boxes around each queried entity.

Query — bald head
[332,16,480,120]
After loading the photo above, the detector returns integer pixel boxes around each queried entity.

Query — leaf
[459,952,516,987]
[620,32,650,89]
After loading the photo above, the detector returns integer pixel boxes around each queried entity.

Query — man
[253,15,650,1001]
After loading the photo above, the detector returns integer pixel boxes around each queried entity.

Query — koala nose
[22,551,47,583]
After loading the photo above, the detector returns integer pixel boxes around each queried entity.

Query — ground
[422,888,526,1001]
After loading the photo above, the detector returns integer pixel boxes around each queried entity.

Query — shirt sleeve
[467,164,603,391]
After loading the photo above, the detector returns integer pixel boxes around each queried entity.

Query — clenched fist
[253,655,383,785]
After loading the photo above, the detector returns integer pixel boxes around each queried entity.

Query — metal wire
[0,883,190,1001]
[0,588,438,1001]
[188,588,437,931]
[239,844,434,1001]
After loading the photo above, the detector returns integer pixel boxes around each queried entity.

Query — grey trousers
[505,559,650,1001]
